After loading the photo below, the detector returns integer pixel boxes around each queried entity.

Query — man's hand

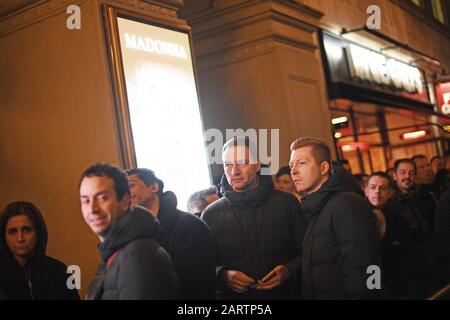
[254,265,289,290]
[224,270,255,293]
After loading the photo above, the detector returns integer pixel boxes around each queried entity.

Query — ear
[255,162,261,172]
[364,186,370,197]
[150,183,159,194]
[320,161,330,176]
[120,192,131,211]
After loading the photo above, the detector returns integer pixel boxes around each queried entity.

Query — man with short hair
[365,172,408,298]
[187,186,219,217]
[430,156,445,176]
[126,168,216,300]
[290,137,380,299]
[79,163,177,300]
[388,159,438,299]
[412,155,433,185]
[202,137,307,299]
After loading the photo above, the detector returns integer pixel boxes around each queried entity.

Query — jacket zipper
[23,265,34,300]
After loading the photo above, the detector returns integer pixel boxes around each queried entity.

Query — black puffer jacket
[201,174,308,300]
[87,206,177,300]
[301,167,380,300]
[157,191,216,300]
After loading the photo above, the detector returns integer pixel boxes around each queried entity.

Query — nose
[231,164,240,176]
[17,231,25,242]
[88,199,99,214]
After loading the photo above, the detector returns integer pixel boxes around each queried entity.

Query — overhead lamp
[331,116,348,125]
[401,130,427,140]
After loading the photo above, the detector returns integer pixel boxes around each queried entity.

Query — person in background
[337,159,352,174]
[434,186,450,288]
[387,159,438,299]
[187,186,220,217]
[386,168,395,180]
[430,156,445,177]
[365,172,409,299]
[353,173,369,191]
[126,168,216,300]
[274,166,301,201]
[0,201,80,300]
[80,163,177,300]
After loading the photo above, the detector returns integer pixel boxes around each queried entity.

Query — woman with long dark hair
[0,201,79,300]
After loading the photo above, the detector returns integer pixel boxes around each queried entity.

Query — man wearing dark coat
[79,163,177,300]
[387,158,439,299]
[290,137,380,299]
[126,168,216,300]
[202,136,308,300]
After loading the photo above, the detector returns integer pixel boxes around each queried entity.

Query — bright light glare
[401,130,427,140]
[117,18,211,211]
[331,116,348,125]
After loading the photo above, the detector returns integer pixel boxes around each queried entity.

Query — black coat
[0,254,80,300]
[87,206,177,300]
[157,191,216,300]
[434,187,450,284]
[301,167,381,299]
[201,174,308,300]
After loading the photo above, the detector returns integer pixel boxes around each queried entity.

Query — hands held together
[225,265,289,293]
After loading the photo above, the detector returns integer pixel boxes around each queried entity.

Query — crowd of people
[0,136,449,300]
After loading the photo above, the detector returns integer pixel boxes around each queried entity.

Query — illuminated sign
[435,81,450,115]
[117,17,211,210]
[346,44,424,93]
[123,33,188,59]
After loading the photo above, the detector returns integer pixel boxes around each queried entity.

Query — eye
[22,226,34,233]
[81,198,90,205]
[7,229,17,235]
[98,194,108,202]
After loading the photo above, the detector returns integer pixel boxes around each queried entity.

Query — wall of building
[0,0,185,298]
[302,0,450,71]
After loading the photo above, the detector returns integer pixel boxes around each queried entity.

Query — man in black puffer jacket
[202,137,308,300]
[289,137,380,300]
[126,168,216,300]
[79,163,177,300]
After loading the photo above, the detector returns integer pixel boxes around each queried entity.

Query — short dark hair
[367,171,393,188]
[126,168,164,196]
[275,166,291,180]
[187,186,218,214]
[290,137,331,168]
[0,201,48,259]
[79,163,130,201]
[411,154,427,162]
[430,155,442,163]
[394,158,416,173]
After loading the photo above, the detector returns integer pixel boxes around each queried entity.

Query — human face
[275,174,296,194]
[394,163,416,193]
[80,176,129,239]
[431,157,445,175]
[128,174,158,210]
[365,176,391,208]
[289,146,329,195]
[413,158,433,184]
[223,146,261,192]
[5,215,37,265]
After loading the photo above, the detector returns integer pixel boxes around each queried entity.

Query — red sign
[435,81,450,125]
